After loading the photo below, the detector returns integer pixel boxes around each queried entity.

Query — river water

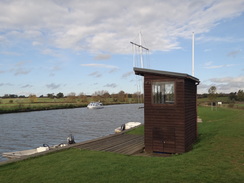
[0,104,144,162]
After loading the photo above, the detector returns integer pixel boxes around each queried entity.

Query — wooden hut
[134,67,200,154]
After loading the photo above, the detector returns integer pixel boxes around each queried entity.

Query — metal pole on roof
[139,32,144,68]
[192,32,195,76]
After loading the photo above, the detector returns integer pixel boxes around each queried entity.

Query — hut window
[152,82,174,104]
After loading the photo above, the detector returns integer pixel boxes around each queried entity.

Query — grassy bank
[0,97,85,113]
[0,106,243,183]
[0,97,134,114]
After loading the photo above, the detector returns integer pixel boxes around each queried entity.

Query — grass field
[0,106,243,183]
[0,97,85,113]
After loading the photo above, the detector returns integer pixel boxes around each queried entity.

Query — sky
[0,0,244,97]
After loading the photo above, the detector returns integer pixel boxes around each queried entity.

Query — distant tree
[237,90,244,101]
[56,92,64,98]
[111,93,118,102]
[3,94,9,98]
[93,90,108,96]
[208,86,217,100]
[208,86,217,110]
[92,90,109,101]
[29,94,37,103]
[198,94,208,99]
[102,91,110,98]
[3,94,18,98]
[132,91,143,103]
[229,92,237,101]
[47,93,55,99]
[10,94,18,98]
[118,90,125,102]
[16,98,24,109]
[91,94,100,102]
[78,92,87,102]
[67,92,76,103]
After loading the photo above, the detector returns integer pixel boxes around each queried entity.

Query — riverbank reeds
[0,106,243,183]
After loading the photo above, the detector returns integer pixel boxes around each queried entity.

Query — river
[0,104,144,162]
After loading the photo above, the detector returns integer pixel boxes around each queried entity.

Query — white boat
[2,144,67,159]
[115,122,141,133]
[2,134,75,159]
[87,102,104,109]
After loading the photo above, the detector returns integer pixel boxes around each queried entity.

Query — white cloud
[122,71,134,79]
[1,0,244,54]
[21,84,32,88]
[227,50,242,57]
[93,54,111,60]
[198,35,244,43]
[41,48,62,57]
[210,76,244,84]
[46,83,61,90]
[82,63,119,74]
[0,83,13,86]
[81,63,118,69]
[89,71,102,78]
[13,68,31,75]
[0,51,21,56]
[203,61,235,69]
[10,61,32,76]
[32,41,42,46]
[104,83,117,88]
[198,76,244,93]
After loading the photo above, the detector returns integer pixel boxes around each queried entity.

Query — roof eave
[134,67,200,84]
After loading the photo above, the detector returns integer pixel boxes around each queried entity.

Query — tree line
[1,90,144,103]
[198,87,244,102]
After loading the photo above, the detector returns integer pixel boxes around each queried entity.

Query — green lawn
[0,106,243,183]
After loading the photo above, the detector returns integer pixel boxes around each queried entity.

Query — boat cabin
[134,67,200,154]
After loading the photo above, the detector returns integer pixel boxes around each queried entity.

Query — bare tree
[208,86,217,110]
[78,92,87,103]
[67,92,76,103]
[118,90,125,102]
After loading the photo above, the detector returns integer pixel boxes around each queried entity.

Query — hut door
[152,127,176,153]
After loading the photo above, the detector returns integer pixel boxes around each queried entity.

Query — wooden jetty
[74,133,144,155]
[0,132,144,166]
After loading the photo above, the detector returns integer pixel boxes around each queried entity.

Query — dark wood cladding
[134,67,199,154]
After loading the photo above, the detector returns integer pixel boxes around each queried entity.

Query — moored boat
[2,144,66,159]
[115,122,141,133]
[87,102,104,109]
[2,134,75,159]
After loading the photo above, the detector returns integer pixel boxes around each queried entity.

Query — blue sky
[0,0,244,96]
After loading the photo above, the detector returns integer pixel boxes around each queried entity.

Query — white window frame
[152,82,175,104]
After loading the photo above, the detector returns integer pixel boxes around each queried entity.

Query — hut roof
[134,67,200,84]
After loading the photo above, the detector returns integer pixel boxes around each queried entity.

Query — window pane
[165,83,174,103]
[152,82,174,104]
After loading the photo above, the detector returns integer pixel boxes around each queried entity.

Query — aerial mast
[130,32,149,68]
[192,32,195,76]
[139,32,143,68]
